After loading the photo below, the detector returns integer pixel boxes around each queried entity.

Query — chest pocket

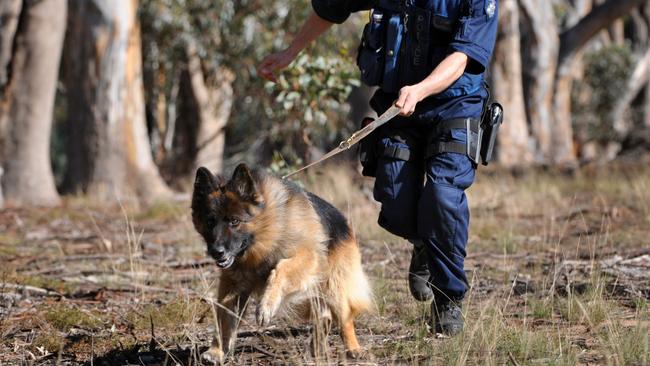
[399,0,465,89]
[357,0,484,96]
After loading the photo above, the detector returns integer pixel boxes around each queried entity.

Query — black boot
[431,299,464,336]
[408,241,433,302]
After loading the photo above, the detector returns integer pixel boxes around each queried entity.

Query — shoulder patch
[485,0,496,18]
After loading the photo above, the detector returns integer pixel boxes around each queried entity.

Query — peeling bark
[611,49,650,135]
[0,0,64,207]
[0,0,22,88]
[549,0,644,165]
[186,42,234,175]
[645,80,650,128]
[518,0,558,162]
[492,0,533,167]
[63,0,171,203]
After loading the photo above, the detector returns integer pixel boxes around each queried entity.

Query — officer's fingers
[258,62,277,82]
[259,68,277,82]
[395,89,408,108]
[402,95,417,116]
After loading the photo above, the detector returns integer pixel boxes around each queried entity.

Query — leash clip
[338,133,359,150]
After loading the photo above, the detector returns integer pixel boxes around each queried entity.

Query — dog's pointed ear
[192,167,223,234]
[228,163,261,204]
[194,167,218,195]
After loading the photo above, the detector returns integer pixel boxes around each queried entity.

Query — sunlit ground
[1,160,649,365]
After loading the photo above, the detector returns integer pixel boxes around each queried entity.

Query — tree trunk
[550,60,580,166]
[63,0,171,203]
[549,0,645,166]
[186,42,234,175]
[492,0,532,167]
[645,79,650,128]
[0,0,22,87]
[611,48,650,134]
[0,0,64,207]
[630,9,648,49]
[518,0,558,162]
[609,19,625,45]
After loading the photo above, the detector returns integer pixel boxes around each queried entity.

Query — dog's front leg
[256,250,318,326]
[203,276,249,364]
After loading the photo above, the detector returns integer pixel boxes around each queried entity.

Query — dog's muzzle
[208,245,235,269]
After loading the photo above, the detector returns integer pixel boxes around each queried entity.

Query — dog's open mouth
[215,256,234,269]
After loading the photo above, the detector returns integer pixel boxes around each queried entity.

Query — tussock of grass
[529,298,553,320]
[32,330,65,354]
[126,299,209,332]
[633,297,648,311]
[43,304,102,332]
[600,321,650,365]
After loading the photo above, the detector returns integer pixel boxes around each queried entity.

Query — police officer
[259,0,498,335]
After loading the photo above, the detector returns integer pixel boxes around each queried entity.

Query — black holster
[479,103,503,166]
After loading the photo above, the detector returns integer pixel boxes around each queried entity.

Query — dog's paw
[255,301,275,327]
[346,348,364,360]
[201,347,225,365]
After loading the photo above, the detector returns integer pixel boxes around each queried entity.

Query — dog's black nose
[209,245,226,258]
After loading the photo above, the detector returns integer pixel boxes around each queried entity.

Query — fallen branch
[0,283,60,297]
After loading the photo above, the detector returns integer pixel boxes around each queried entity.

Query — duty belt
[378,118,479,161]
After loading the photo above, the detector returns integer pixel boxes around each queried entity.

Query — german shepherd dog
[191,163,372,363]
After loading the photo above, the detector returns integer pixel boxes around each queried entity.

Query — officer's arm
[258,0,373,82]
[258,12,333,81]
[287,0,374,53]
[396,52,469,115]
[286,12,334,60]
[416,52,469,97]
[397,0,499,115]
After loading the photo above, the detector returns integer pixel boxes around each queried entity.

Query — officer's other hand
[396,85,424,116]
[258,49,296,83]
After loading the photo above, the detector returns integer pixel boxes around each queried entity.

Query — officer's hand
[258,49,297,83]
[396,85,425,116]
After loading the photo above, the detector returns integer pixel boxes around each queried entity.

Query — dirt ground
[1,163,649,365]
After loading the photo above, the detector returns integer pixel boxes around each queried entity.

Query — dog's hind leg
[203,276,249,364]
[337,300,363,358]
[327,237,372,358]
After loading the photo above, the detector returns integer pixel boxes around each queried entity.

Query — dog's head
[191,163,264,269]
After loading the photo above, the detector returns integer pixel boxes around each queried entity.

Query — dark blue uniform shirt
[312,0,498,121]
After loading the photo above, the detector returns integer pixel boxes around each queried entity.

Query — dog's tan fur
[191,164,372,363]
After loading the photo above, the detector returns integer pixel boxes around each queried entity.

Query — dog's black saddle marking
[306,192,352,249]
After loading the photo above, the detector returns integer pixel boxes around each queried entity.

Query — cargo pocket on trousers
[417,182,462,254]
[372,138,409,203]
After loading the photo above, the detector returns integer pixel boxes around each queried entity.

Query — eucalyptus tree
[0,0,66,207]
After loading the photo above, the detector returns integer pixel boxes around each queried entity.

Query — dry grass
[1,162,649,364]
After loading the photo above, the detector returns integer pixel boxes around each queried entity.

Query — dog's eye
[228,218,240,227]
[207,217,217,228]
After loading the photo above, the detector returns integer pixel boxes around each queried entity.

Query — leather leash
[283,104,400,179]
